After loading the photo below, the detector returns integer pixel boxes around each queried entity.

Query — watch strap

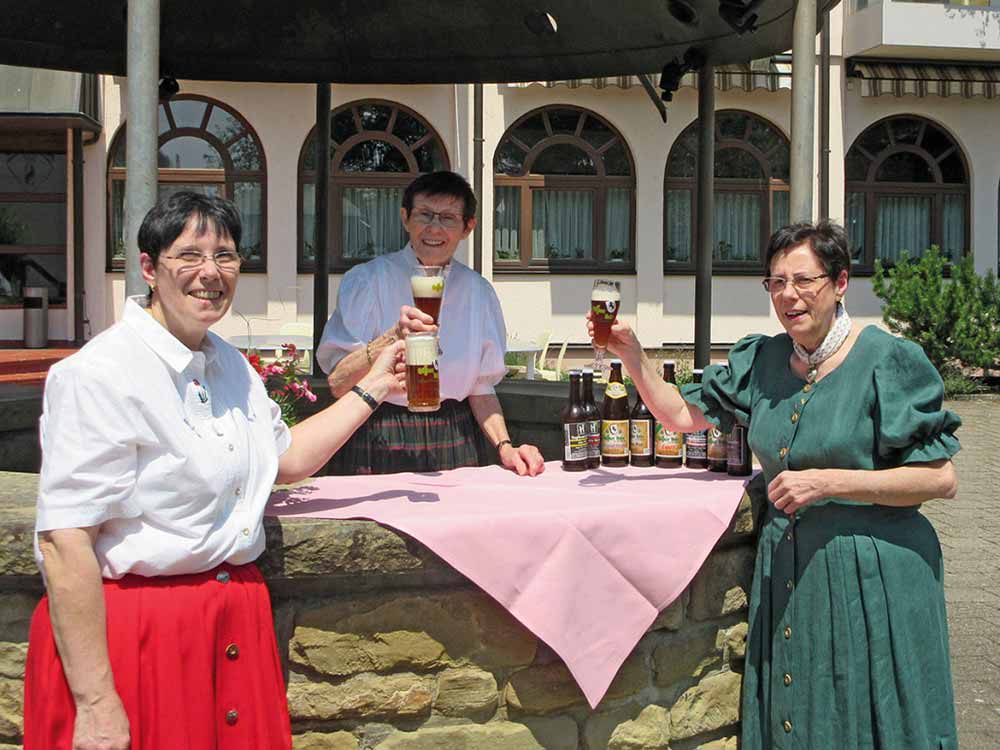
[350,385,379,411]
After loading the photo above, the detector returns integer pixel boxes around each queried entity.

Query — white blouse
[316,244,508,407]
[35,297,291,579]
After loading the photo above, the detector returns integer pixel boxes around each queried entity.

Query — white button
[242,528,250,537]
[228,444,234,452]
[234,487,241,497]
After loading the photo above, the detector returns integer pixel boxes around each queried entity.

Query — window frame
[845,115,969,273]
[105,94,268,273]
[663,110,791,275]
[296,99,450,274]
[492,106,636,274]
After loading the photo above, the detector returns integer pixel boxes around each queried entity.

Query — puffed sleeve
[874,337,961,465]
[269,397,293,456]
[469,280,508,396]
[36,366,144,532]
[315,264,379,374]
[679,334,765,433]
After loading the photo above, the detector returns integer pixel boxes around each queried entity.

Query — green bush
[871,247,1000,374]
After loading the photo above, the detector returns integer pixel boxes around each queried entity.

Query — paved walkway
[921,398,1000,749]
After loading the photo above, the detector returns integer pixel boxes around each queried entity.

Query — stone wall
[0,470,762,749]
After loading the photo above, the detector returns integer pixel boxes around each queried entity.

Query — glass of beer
[410,266,445,324]
[590,279,621,371]
[405,332,441,413]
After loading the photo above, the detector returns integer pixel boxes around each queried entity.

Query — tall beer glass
[590,279,621,372]
[410,266,445,324]
[405,332,441,413]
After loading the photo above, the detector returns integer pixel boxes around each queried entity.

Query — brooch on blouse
[193,378,209,404]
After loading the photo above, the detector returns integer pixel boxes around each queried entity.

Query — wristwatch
[350,385,379,411]
[495,439,513,452]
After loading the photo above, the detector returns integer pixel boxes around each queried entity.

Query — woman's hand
[73,691,130,750]
[499,442,545,477]
[397,305,437,338]
[585,311,642,363]
[359,339,406,401]
[768,469,829,515]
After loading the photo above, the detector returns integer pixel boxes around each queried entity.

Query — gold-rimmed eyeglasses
[160,250,243,274]
[409,209,464,230]
[761,274,830,295]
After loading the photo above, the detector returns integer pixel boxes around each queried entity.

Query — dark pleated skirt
[329,398,489,475]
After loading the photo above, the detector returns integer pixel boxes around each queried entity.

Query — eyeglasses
[160,250,242,274]
[761,274,830,294]
[409,209,464,230]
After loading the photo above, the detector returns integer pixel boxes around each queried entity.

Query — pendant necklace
[793,302,852,383]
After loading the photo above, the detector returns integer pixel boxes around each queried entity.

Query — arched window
[493,106,635,271]
[664,111,790,271]
[297,100,449,271]
[846,116,968,267]
[107,95,267,271]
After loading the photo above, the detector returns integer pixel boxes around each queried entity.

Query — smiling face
[769,243,849,351]
[400,192,475,266]
[141,216,238,350]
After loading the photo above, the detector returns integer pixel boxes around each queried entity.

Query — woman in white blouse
[24,192,404,750]
[317,171,544,477]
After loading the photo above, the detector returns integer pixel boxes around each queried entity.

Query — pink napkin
[267,462,748,708]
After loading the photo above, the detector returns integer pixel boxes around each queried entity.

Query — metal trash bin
[23,286,49,349]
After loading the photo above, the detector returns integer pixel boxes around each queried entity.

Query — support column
[819,9,831,221]
[124,0,160,298]
[72,128,85,343]
[473,83,484,274]
[790,0,817,222]
[694,64,715,369]
[312,83,331,378]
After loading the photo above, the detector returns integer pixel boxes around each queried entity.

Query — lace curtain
[531,190,594,260]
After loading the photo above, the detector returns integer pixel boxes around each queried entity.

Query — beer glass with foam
[590,279,621,372]
[410,266,445,324]
[405,332,441,413]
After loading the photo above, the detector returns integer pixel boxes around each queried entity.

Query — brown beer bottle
[629,389,654,467]
[685,369,709,469]
[601,360,630,467]
[581,368,601,469]
[727,424,752,476]
[654,360,684,468]
[707,364,729,471]
[561,370,588,472]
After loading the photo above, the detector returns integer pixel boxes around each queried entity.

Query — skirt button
[216,571,231,584]
[226,643,240,660]
[226,709,239,726]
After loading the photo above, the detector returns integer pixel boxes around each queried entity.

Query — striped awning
[848,60,1000,99]
[508,58,792,93]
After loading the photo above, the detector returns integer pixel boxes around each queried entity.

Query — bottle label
[727,430,746,465]
[601,419,630,457]
[685,430,708,460]
[630,420,652,456]
[605,382,628,399]
[707,427,727,461]
[654,422,683,458]
[564,423,589,462]
[587,419,602,459]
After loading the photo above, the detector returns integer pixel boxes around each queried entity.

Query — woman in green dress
[590,220,960,749]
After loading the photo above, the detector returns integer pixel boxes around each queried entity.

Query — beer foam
[591,288,621,303]
[405,334,438,365]
[411,275,444,298]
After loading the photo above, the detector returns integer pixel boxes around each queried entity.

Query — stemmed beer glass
[590,279,620,373]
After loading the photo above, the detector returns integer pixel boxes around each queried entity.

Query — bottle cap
[569,369,582,376]
[610,359,622,365]
[663,359,676,365]
[692,368,704,373]
[582,367,594,375]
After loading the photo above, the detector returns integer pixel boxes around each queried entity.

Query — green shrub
[940,367,979,399]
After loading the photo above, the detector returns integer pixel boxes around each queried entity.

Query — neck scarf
[792,302,852,382]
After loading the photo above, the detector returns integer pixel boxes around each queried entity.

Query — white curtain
[665,189,691,262]
[531,190,593,260]
[302,183,316,260]
[876,195,931,262]
[941,195,965,261]
[772,191,790,234]
[342,187,405,259]
[845,192,866,263]
[233,181,262,261]
[493,185,520,261]
[714,193,760,261]
[604,188,631,263]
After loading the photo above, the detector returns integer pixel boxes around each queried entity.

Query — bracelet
[495,438,513,453]
[350,385,379,411]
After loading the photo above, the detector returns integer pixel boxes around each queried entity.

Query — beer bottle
[601,360,630,467]
[581,368,601,469]
[707,364,729,471]
[727,424,752,476]
[654,360,684,468]
[629,388,654,467]
[685,369,709,469]
[561,370,588,472]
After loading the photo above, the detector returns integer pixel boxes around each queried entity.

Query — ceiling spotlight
[525,10,558,35]
[158,75,180,100]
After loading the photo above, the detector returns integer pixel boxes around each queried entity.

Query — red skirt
[24,562,292,750]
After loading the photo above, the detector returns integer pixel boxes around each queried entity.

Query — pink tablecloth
[267,461,749,708]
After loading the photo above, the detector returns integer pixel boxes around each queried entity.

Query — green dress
[681,326,961,750]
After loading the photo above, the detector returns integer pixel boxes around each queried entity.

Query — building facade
[1,1,999,349]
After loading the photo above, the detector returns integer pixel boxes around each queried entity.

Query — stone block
[648,591,685,632]
[602,649,650,703]
[718,492,755,545]
[722,622,747,667]
[290,590,536,678]
[434,667,498,720]
[287,672,433,722]
[377,718,577,750]
[293,730,359,750]
[687,547,755,622]
[607,705,672,750]
[0,677,23,737]
[583,705,642,750]
[504,663,586,715]
[697,737,737,749]
[0,643,27,680]
[652,624,722,688]
[0,592,38,642]
[668,671,742,741]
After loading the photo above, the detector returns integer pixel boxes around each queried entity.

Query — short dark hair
[137,191,243,265]
[401,171,477,225]
[764,220,851,280]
